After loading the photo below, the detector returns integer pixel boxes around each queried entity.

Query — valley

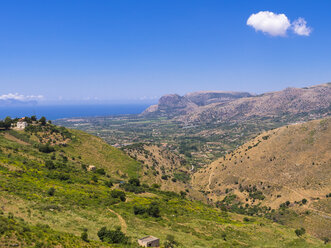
[1,83,331,247]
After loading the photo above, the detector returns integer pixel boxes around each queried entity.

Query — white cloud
[292,18,312,36]
[247,11,312,37]
[247,11,290,36]
[0,93,44,101]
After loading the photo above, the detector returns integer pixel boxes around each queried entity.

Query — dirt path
[281,186,331,219]
[3,133,30,145]
[108,208,127,233]
[207,165,216,191]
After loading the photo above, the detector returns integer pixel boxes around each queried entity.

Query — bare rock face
[185,91,252,106]
[142,94,198,117]
[142,83,331,123]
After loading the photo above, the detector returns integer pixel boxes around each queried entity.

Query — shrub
[97,226,128,244]
[164,234,178,248]
[81,231,89,242]
[243,217,250,222]
[96,168,106,175]
[148,202,160,218]
[110,190,126,202]
[322,237,329,244]
[295,228,306,237]
[133,206,146,215]
[120,180,145,194]
[249,191,265,200]
[180,191,187,199]
[302,198,307,204]
[151,184,160,189]
[128,178,140,186]
[105,180,113,188]
[91,175,98,183]
[161,175,169,180]
[133,202,161,218]
[47,187,55,196]
[45,160,56,170]
[38,144,55,153]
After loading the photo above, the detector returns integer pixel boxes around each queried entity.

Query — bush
[120,180,145,194]
[164,234,178,248]
[81,231,89,242]
[243,217,250,222]
[151,184,160,189]
[128,178,140,186]
[249,191,265,200]
[110,190,126,202]
[47,187,55,196]
[147,202,160,218]
[295,228,306,237]
[161,175,169,180]
[133,206,146,215]
[96,168,106,175]
[302,198,307,204]
[39,116,47,125]
[38,144,55,153]
[133,202,161,218]
[47,171,70,181]
[91,175,98,183]
[45,160,56,170]
[97,226,128,244]
[105,180,113,188]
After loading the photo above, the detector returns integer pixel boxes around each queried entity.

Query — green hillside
[0,123,328,247]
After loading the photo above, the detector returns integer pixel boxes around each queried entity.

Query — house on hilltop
[16,118,28,130]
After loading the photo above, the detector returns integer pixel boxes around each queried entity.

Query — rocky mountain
[192,118,331,239]
[142,83,331,123]
[142,91,252,117]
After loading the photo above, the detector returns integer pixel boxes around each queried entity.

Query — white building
[16,118,28,130]
[138,236,160,247]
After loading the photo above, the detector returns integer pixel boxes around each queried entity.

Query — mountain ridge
[142,83,331,123]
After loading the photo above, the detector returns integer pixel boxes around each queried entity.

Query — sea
[0,104,150,120]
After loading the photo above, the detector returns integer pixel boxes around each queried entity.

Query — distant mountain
[142,83,331,123]
[142,90,253,118]
[0,99,38,106]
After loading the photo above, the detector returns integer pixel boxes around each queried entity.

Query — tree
[31,115,37,121]
[38,144,55,153]
[39,116,47,125]
[110,190,126,202]
[97,226,128,244]
[147,202,160,218]
[129,178,140,186]
[3,116,12,130]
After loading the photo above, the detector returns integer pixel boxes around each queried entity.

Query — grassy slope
[0,127,328,247]
[193,118,331,239]
[64,129,141,179]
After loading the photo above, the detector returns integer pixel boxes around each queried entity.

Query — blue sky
[0,0,330,104]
